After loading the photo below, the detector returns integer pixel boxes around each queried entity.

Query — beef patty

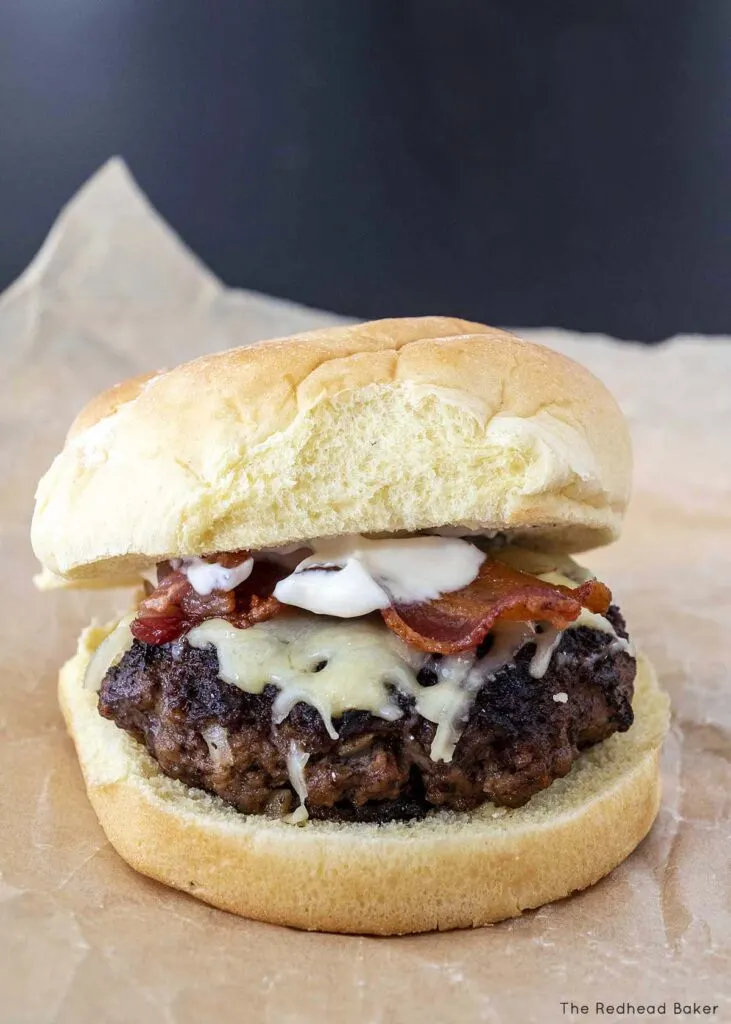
[98,608,635,822]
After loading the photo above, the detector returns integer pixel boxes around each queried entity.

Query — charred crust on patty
[98,605,635,823]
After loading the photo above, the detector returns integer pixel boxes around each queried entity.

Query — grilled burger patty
[98,607,635,822]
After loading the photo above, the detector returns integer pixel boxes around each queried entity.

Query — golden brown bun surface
[60,621,667,935]
[33,317,632,581]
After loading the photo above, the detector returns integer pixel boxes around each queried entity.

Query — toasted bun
[59,620,667,935]
[33,317,631,582]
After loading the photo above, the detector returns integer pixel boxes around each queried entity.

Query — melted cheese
[184,608,594,766]
[102,547,632,782]
[413,624,568,761]
[284,742,310,825]
[416,653,476,763]
[496,548,592,583]
[84,613,136,691]
[139,565,159,588]
[188,614,540,763]
[528,627,563,679]
[536,568,635,656]
[535,569,583,589]
[186,615,423,740]
[570,606,636,656]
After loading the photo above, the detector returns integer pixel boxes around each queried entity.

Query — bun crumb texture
[32,317,632,582]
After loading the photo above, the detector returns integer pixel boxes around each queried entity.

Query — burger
[31,316,668,934]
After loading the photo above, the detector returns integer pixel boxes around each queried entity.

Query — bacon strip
[131,559,286,645]
[132,549,611,655]
[381,560,611,654]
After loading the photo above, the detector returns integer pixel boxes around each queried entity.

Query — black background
[2,1,730,341]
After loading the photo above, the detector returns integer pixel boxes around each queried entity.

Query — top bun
[32,317,631,582]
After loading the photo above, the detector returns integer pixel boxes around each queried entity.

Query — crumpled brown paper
[1,159,728,1023]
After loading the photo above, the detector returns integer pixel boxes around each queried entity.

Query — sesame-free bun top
[32,317,632,582]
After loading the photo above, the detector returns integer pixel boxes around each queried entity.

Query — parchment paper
[1,159,729,1023]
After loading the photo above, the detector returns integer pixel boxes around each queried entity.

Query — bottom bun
[59,620,669,935]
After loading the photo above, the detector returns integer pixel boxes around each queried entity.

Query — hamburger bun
[32,317,631,583]
[59,618,668,936]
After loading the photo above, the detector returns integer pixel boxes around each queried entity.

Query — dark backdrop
[1,1,730,341]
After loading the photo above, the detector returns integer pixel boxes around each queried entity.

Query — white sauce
[273,534,485,618]
[174,557,254,596]
[275,559,390,618]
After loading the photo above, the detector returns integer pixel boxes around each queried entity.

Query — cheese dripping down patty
[89,546,633,768]
[184,580,622,767]
[284,742,310,825]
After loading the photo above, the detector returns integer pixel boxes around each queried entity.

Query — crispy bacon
[131,559,286,645]
[131,614,187,646]
[381,560,611,654]
[132,548,611,655]
[227,561,287,628]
